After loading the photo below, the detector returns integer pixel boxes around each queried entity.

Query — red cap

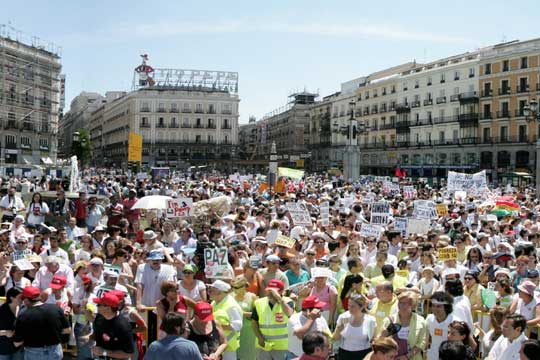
[108,289,126,301]
[81,275,91,285]
[301,295,326,310]
[194,302,214,322]
[50,275,67,290]
[266,279,285,291]
[94,292,120,308]
[21,286,41,300]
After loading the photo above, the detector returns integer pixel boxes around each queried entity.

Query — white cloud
[63,19,471,45]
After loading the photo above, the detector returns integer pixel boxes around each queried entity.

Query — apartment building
[89,87,239,168]
[479,38,540,181]
[0,25,62,166]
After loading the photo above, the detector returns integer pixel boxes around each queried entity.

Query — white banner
[447,170,487,193]
[394,217,408,237]
[320,201,330,227]
[360,224,383,238]
[407,218,431,235]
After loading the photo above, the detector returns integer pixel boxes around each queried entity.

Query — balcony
[382,90,387,96]
[140,107,151,112]
[440,79,446,83]
[454,76,460,81]
[169,123,179,128]
[460,137,480,145]
[396,104,410,113]
[450,94,460,102]
[515,109,526,117]
[496,110,510,118]
[194,124,204,128]
[481,89,493,97]
[182,108,192,113]
[194,109,204,114]
[181,123,192,128]
[414,84,419,89]
[516,85,529,93]
[363,109,370,115]
[222,110,233,115]
[436,96,447,104]
[365,94,370,99]
[222,124,232,129]
[170,108,179,113]
[410,101,421,108]
[379,123,395,130]
[22,122,34,132]
[397,141,410,147]
[423,99,433,106]
[380,105,387,113]
[139,122,150,128]
[427,81,432,86]
[371,107,378,114]
[391,89,396,94]
[207,123,217,129]
[498,88,511,96]
[156,123,166,128]
[480,112,493,120]
[458,91,479,103]
[208,108,216,114]
[157,108,166,113]
[458,113,479,127]
[373,93,378,98]
[433,115,458,124]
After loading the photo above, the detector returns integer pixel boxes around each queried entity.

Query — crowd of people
[0,171,540,360]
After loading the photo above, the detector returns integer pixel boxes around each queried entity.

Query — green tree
[72,128,93,167]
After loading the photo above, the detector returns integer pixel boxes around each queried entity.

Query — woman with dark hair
[340,274,364,310]
[464,247,483,272]
[363,337,398,360]
[0,286,23,360]
[103,239,118,264]
[155,281,196,338]
[463,271,485,311]
[447,320,477,359]
[26,192,49,226]
[426,291,455,360]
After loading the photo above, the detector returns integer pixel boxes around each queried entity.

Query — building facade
[478,39,540,182]
[59,91,105,158]
[89,87,239,169]
[0,25,62,166]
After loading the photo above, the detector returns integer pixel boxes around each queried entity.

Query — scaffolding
[0,23,62,165]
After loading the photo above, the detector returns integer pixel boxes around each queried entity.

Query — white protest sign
[166,198,193,218]
[383,181,400,195]
[407,218,431,235]
[363,193,375,205]
[403,186,417,199]
[371,201,390,225]
[311,267,334,279]
[394,217,408,237]
[320,201,330,227]
[14,259,34,271]
[360,224,383,238]
[413,200,438,219]
[447,170,487,193]
[274,235,296,249]
[204,247,233,279]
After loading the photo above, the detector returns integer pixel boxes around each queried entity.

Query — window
[5,135,15,145]
[21,137,30,145]
[140,102,150,112]
[195,104,203,113]
[500,126,508,141]
[521,56,528,69]
[414,80,419,88]
[502,60,509,72]
[485,63,491,74]
[365,91,370,99]
[453,130,459,140]
[195,135,202,143]
[39,138,48,147]
[391,85,396,93]
[440,73,446,83]
[519,125,527,142]
[469,68,475,78]
[373,90,378,97]
[439,131,445,142]
[209,104,216,114]
[427,76,432,86]
[403,83,408,91]
[483,128,491,141]
[158,103,165,112]
[454,71,460,80]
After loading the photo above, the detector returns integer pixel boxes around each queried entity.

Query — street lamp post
[523,99,540,198]
[336,101,362,182]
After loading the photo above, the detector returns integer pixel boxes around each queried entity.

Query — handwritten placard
[438,247,457,261]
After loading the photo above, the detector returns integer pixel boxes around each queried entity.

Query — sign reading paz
[438,247,457,261]
[166,198,193,218]
[204,247,233,279]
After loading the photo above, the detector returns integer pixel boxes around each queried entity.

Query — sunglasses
[16,242,27,245]
[366,240,376,243]
[182,271,194,275]
[464,277,473,280]
[307,253,315,256]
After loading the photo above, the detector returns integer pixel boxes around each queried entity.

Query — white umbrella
[131,195,172,210]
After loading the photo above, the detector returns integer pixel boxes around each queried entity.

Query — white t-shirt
[426,313,454,360]
[178,279,205,302]
[40,247,70,265]
[287,312,330,356]
[336,312,376,351]
[135,263,177,306]
[27,202,49,225]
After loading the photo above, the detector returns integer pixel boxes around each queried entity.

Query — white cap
[210,280,231,292]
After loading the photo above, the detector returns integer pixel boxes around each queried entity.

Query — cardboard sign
[359,224,383,238]
[406,218,430,235]
[413,200,437,219]
[383,181,400,195]
[275,235,296,249]
[394,217,408,237]
[14,259,34,271]
[204,247,233,279]
[166,198,193,218]
[311,267,333,279]
[438,247,457,261]
[249,256,262,269]
[289,210,312,227]
[436,204,449,217]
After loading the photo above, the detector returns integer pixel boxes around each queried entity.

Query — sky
[2,0,539,123]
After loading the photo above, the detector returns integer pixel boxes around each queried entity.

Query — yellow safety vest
[254,296,291,351]
[213,295,242,352]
